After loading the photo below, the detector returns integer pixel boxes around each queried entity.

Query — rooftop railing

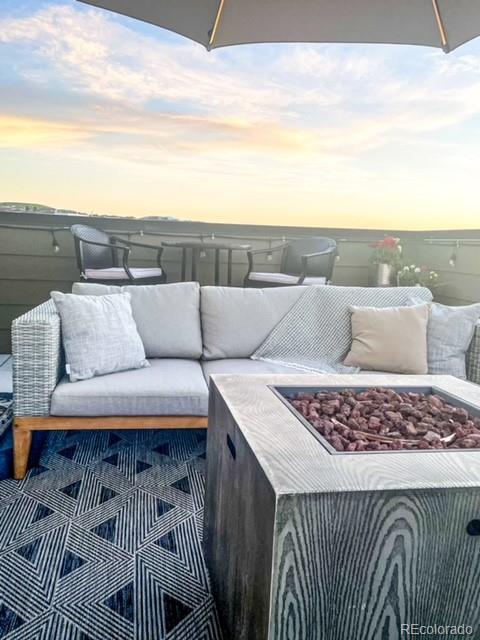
[1,210,479,352]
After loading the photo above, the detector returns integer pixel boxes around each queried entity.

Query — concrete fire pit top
[210,374,480,495]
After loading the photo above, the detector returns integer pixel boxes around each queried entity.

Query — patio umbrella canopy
[78,0,480,52]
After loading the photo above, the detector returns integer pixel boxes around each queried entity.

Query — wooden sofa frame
[14,416,208,480]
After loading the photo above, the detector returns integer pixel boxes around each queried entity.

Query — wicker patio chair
[71,224,167,285]
[244,237,337,287]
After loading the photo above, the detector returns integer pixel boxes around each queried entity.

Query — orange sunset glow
[1,1,480,229]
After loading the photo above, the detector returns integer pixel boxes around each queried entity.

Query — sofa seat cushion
[201,358,305,381]
[248,272,327,285]
[201,285,307,360]
[51,359,209,417]
[85,267,163,280]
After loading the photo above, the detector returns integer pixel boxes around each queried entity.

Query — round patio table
[162,240,251,285]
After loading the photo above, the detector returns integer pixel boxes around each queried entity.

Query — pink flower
[381,236,398,249]
[369,236,399,250]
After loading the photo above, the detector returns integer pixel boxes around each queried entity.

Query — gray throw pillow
[410,298,480,378]
[51,291,148,382]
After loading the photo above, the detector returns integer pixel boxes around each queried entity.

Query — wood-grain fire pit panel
[204,374,480,640]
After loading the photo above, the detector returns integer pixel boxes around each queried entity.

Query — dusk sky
[1,0,480,229]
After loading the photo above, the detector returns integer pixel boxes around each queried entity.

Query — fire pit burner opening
[272,385,480,454]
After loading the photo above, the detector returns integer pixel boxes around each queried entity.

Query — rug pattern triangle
[0,429,221,639]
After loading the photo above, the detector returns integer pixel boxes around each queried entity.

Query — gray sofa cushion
[51,359,209,416]
[51,291,148,382]
[72,282,202,359]
[200,286,306,360]
[425,301,480,378]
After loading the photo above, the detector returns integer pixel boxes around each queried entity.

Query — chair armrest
[299,247,337,284]
[111,237,164,270]
[246,243,289,258]
[246,243,289,276]
[301,247,337,260]
[111,236,162,252]
[300,247,337,272]
[467,321,480,384]
[12,301,63,416]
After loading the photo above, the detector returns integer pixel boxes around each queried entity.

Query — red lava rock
[403,422,418,437]
[418,440,431,449]
[385,411,403,424]
[330,436,344,451]
[416,422,430,435]
[322,402,337,416]
[339,403,351,417]
[298,393,315,401]
[458,434,480,448]
[452,408,469,424]
[335,424,350,438]
[455,426,473,438]
[288,387,480,453]
[428,394,444,409]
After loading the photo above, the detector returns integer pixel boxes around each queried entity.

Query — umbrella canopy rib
[432,0,450,52]
[208,0,226,50]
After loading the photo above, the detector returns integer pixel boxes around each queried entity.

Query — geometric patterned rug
[0,429,222,639]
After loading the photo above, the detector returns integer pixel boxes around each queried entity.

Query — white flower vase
[369,263,394,287]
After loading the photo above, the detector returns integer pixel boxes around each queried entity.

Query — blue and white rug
[0,429,222,639]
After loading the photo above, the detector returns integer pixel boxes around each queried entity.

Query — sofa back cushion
[72,282,202,359]
[200,286,306,359]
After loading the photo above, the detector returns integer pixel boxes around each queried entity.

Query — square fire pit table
[204,374,480,640]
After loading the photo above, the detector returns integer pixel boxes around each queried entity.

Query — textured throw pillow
[344,304,430,374]
[51,291,148,382]
[410,298,480,378]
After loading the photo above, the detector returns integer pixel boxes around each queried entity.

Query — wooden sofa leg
[14,427,32,480]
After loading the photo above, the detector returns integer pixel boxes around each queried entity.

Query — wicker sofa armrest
[12,300,63,416]
[466,320,480,385]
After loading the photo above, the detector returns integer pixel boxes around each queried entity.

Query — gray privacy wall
[0,211,478,352]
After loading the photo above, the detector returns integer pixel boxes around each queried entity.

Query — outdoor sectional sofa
[11,282,480,479]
